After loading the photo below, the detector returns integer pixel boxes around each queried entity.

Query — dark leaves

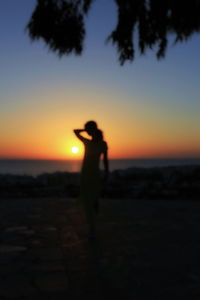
[27,0,200,63]
[27,0,88,56]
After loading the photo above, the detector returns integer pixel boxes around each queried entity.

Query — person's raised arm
[73,129,90,143]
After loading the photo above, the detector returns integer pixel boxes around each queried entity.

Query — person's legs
[94,199,99,215]
[84,198,97,238]
[81,175,100,238]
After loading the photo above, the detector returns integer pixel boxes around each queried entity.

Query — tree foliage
[27,0,200,64]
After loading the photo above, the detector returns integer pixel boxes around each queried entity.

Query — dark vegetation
[1,165,200,199]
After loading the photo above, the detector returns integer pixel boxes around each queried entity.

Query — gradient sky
[1,0,200,159]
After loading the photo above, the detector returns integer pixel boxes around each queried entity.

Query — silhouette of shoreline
[1,158,200,176]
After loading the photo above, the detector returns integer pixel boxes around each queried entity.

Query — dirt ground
[0,197,200,299]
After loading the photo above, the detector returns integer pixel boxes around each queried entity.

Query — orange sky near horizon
[1,138,199,160]
[1,87,200,160]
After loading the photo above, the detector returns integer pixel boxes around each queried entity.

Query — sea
[0,158,200,176]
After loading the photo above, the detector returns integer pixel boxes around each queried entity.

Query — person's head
[84,120,98,136]
[93,129,103,142]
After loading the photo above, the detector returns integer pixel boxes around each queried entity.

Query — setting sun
[71,146,79,154]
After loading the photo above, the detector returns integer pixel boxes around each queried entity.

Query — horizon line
[0,157,200,161]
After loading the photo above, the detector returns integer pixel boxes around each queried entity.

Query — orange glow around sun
[58,135,84,160]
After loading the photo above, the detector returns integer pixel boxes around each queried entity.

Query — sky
[0,0,200,160]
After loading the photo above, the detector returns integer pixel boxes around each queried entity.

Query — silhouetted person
[74,121,109,239]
